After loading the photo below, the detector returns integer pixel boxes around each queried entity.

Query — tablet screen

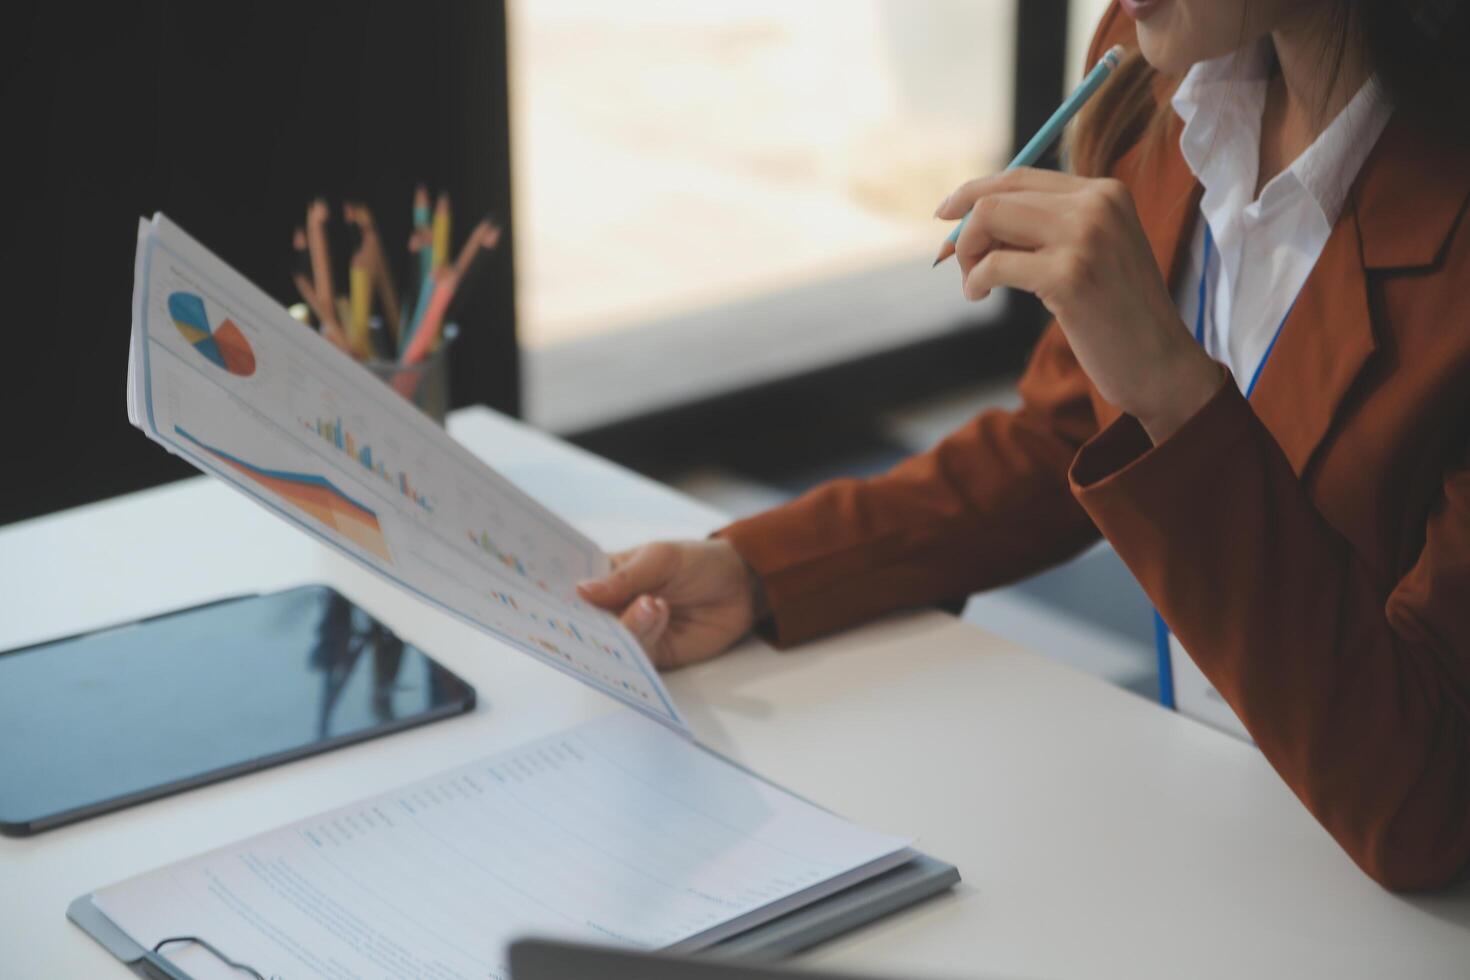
[0,585,474,834]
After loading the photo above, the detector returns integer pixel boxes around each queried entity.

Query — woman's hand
[576,539,763,669]
[936,168,1223,443]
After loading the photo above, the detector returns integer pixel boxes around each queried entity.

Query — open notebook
[74,217,958,978]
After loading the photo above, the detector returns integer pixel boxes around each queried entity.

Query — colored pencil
[403,228,428,340]
[431,192,451,273]
[348,254,373,359]
[402,274,457,365]
[305,198,339,320]
[290,225,345,343]
[932,44,1124,267]
[443,218,502,325]
[413,184,433,289]
[292,227,313,283]
[345,203,402,340]
[401,262,437,357]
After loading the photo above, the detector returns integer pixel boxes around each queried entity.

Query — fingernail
[933,194,951,217]
[575,579,600,596]
[633,595,658,627]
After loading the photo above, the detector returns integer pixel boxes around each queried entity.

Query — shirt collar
[1171,39,1392,230]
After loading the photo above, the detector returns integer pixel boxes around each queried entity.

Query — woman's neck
[1256,9,1372,198]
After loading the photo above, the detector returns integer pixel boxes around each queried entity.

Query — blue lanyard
[1154,222,1297,709]
[1194,224,1293,400]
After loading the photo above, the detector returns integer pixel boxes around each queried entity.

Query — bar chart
[302,416,433,513]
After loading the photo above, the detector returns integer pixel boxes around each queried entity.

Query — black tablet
[0,584,475,835]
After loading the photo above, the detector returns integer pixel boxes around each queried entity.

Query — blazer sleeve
[718,323,1102,647]
[1071,377,1470,891]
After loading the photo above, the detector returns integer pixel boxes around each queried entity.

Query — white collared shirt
[1162,42,1392,740]
[1171,40,1392,396]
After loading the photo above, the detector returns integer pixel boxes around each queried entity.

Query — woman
[578,0,1470,891]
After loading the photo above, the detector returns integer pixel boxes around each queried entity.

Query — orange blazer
[719,5,1470,891]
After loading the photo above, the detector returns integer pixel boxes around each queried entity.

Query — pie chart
[169,291,256,377]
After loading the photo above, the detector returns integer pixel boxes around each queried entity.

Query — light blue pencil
[400,273,437,357]
[933,43,1125,267]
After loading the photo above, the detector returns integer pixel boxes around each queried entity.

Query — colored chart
[470,530,547,589]
[303,417,433,513]
[175,426,392,562]
[169,292,256,377]
[492,590,625,664]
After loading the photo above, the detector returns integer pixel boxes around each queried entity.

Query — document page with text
[92,712,911,980]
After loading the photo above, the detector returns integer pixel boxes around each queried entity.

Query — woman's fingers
[954,191,1069,275]
[620,595,670,655]
[963,247,1050,303]
[934,167,1082,220]
[576,543,678,609]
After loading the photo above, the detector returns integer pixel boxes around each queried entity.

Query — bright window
[1068,0,1117,87]
[508,0,1019,353]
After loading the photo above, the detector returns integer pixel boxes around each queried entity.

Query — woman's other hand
[576,539,764,669]
[936,168,1223,443]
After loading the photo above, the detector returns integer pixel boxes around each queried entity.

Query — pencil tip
[931,256,943,268]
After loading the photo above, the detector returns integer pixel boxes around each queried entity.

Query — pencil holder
[365,324,457,425]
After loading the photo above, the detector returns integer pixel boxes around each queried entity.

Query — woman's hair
[1064,0,1470,178]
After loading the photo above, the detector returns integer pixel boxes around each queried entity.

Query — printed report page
[128,215,685,732]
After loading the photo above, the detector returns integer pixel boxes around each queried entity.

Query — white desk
[2,407,1467,979]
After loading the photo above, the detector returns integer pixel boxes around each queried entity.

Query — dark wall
[0,1,517,526]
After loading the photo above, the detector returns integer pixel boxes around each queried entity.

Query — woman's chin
[1128,0,1250,75]
[1134,22,1197,75]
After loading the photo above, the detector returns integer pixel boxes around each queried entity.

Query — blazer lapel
[1248,117,1470,477]
[1356,118,1470,271]
[1125,116,1203,296]
[1247,206,1375,476]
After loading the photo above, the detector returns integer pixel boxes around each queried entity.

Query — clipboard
[64,700,960,977]
[68,852,959,977]
[68,895,192,980]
